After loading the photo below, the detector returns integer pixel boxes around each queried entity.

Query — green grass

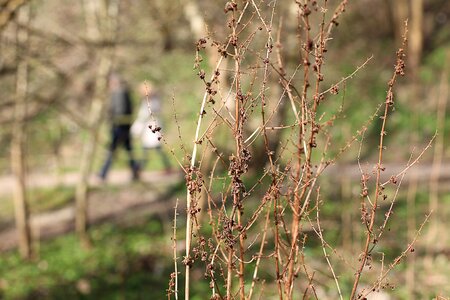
[0,186,75,222]
[0,216,179,300]
[0,183,448,299]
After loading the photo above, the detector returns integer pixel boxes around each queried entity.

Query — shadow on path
[0,170,185,252]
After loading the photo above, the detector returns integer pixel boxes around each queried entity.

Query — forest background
[0,0,449,299]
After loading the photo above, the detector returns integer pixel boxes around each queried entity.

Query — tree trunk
[11,3,32,259]
[409,0,423,82]
[0,0,28,32]
[75,0,119,246]
[427,63,448,255]
[182,0,230,226]
[390,0,409,46]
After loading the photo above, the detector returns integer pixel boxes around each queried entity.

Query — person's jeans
[100,126,139,180]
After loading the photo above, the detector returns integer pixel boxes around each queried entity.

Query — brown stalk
[248,207,271,299]
[360,213,431,299]
[287,1,330,296]
[171,199,179,300]
[312,189,343,300]
[349,22,408,300]
[184,4,250,299]
[285,0,312,294]
[234,8,246,300]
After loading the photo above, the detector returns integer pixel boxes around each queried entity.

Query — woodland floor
[0,170,184,251]
[0,162,449,252]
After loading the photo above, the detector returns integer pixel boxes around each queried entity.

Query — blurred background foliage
[0,0,449,299]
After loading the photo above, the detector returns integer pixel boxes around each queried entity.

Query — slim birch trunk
[0,0,28,32]
[409,0,423,81]
[75,0,120,246]
[11,3,32,259]
[405,2,423,294]
[390,0,409,46]
[427,63,448,254]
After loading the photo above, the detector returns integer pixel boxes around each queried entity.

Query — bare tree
[409,0,423,82]
[0,0,28,32]
[389,0,423,90]
[389,0,409,46]
[75,0,120,246]
[10,3,32,259]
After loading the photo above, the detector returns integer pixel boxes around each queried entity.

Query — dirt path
[1,162,449,197]
[0,169,182,196]
[1,161,449,251]
[0,170,185,251]
[325,162,450,186]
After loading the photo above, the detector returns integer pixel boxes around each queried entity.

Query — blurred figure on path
[131,82,171,172]
[99,74,139,180]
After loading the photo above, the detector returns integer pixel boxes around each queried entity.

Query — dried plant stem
[173,200,179,300]
[248,207,271,299]
[185,54,224,300]
[406,165,417,299]
[313,189,343,300]
[427,66,448,252]
[238,211,246,299]
[319,55,373,96]
[285,1,313,293]
[184,3,251,297]
[231,6,246,297]
[379,136,435,188]
[274,196,284,300]
[360,213,431,299]
[257,0,277,172]
[209,243,223,298]
[226,247,234,299]
[350,23,408,300]
[288,2,329,293]
[350,73,391,299]
[175,2,430,300]
[376,155,410,242]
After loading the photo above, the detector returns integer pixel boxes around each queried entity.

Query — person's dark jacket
[110,87,132,127]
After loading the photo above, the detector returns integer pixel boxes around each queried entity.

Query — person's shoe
[92,174,106,185]
[132,166,141,181]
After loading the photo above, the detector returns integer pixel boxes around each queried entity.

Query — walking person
[99,74,139,181]
[131,81,171,172]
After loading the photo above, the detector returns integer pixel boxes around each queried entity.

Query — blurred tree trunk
[75,0,119,246]
[11,3,32,259]
[390,0,423,89]
[427,63,448,255]
[405,167,417,298]
[183,1,291,172]
[405,2,423,294]
[182,0,224,81]
[182,0,228,224]
[0,0,28,32]
[409,0,423,82]
[160,24,174,51]
[389,0,409,46]
[250,15,291,171]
